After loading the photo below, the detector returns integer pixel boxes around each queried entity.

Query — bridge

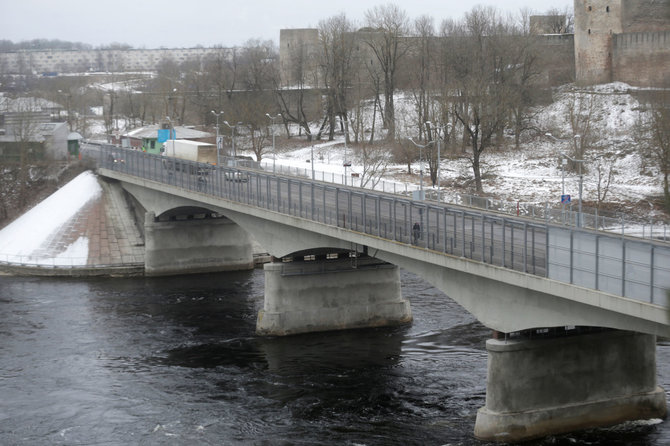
[89,144,669,442]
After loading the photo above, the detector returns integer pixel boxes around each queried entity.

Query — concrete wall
[144,211,253,276]
[257,261,411,335]
[475,330,667,442]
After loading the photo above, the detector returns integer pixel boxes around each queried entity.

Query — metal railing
[87,144,670,307]
[256,157,669,243]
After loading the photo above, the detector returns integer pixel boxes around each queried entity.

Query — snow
[0,82,667,269]
[259,83,666,222]
[0,171,101,265]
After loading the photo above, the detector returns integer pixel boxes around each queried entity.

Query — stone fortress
[0,1,668,88]
[574,0,670,86]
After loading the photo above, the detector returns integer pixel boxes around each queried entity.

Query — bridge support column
[256,261,412,336]
[474,330,667,443]
[144,211,253,276]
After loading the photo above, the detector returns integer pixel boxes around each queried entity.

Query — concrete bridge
[90,145,669,442]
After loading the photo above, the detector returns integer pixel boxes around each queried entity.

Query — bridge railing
[88,144,670,308]
[257,156,669,243]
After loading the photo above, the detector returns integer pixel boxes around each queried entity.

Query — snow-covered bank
[253,83,667,227]
[0,171,101,265]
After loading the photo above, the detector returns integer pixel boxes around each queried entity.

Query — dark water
[0,270,668,445]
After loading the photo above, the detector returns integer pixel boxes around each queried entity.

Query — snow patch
[0,171,101,264]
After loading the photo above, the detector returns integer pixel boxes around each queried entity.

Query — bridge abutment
[474,330,667,442]
[256,259,412,336]
[144,211,254,276]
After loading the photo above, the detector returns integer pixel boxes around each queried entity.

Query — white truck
[162,139,217,174]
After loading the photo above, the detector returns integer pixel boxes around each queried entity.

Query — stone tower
[574,0,624,85]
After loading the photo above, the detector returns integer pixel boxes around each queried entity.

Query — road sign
[216,136,224,150]
[561,194,571,204]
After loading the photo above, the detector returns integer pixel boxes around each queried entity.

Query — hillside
[266,82,667,226]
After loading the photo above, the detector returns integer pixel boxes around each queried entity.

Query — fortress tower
[574,0,624,84]
[574,0,670,86]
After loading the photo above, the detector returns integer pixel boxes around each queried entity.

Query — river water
[1,269,668,445]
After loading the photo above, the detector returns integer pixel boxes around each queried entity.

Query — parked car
[224,170,248,182]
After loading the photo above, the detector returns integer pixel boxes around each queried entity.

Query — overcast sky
[3,0,574,49]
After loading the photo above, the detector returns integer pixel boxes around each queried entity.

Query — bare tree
[445,6,521,193]
[566,90,595,165]
[318,14,357,143]
[355,143,391,189]
[595,158,615,209]
[409,15,437,142]
[637,94,670,211]
[363,3,411,141]
[274,33,315,140]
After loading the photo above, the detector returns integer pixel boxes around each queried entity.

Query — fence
[88,144,670,307]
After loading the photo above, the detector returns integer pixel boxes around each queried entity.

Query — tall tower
[574,0,623,85]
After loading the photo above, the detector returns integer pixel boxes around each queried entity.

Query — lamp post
[546,133,585,227]
[425,121,450,203]
[223,121,241,166]
[409,138,434,201]
[343,127,350,186]
[266,113,280,173]
[211,110,223,166]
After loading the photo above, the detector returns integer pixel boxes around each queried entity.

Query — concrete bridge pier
[474,330,667,443]
[144,211,254,276]
[256,259,412,336]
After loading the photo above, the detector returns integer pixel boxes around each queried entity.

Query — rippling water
[0,270,668,445]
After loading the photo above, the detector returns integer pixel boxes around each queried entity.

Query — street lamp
[223,121,241,166]
[425,121,450,203]
[408,138,434,201]
[343,134,350,186]
[546,133,585,227]
[211,110,223,166]
[266,113,280,173]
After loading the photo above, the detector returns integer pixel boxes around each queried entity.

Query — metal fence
[87,144,670,307]
[256,157,669,243]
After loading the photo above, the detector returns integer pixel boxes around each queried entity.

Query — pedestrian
[413,222,420,245]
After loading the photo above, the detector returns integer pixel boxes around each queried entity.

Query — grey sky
[3,0,574,49]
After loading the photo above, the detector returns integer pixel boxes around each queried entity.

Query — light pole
[266,113,280,173]
[425,121,450,203]
[546,133,585,227]
[211,110,223,166]
[409,138,434,201]
[343,128,350,186]
[223,121,241,166]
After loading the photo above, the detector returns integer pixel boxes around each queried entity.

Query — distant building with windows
[0,96,70,161]
[0,47,234,74]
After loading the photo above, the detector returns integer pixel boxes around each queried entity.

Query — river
[1,269,668,445]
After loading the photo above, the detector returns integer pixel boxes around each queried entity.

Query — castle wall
[613,31,670,87]
[621,0,670,32]
[278,29,321,87]
[574,0,670,87]
[535,34,576,87]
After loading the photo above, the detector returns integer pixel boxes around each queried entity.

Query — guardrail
[84,142,669,242]
[87,144,670,307]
